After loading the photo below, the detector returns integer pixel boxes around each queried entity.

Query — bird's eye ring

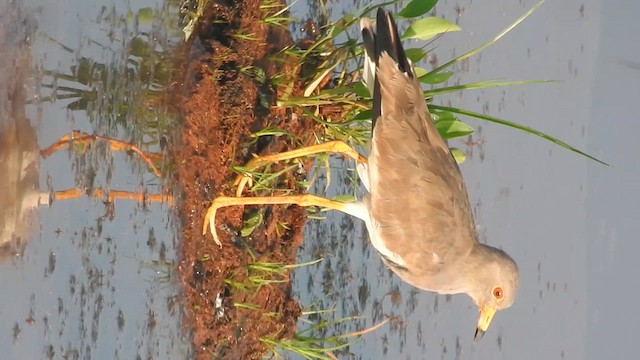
[492,287,504,300]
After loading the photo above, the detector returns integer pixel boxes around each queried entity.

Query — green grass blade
[418,70,454,85]
[435,118,474,140]
[402,17,461,41]
[404,48,428,62]
[423,79,557,97]
[428,104,609,165]
[429,0,545,75]
[450,147,466,163]
[397,0,438,18]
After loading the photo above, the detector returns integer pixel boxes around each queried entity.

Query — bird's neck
[422,244,492,296]
[459,243,497,291]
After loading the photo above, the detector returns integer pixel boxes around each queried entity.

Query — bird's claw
[233,174,254,197]
[202,201,222,247]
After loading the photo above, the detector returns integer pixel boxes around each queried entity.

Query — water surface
[291,0,638,359]
[0,1,188,358]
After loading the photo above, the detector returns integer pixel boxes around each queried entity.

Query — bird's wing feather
[365,10,477,281]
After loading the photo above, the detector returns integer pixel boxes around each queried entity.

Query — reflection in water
[0,128,174,250]
[0,43,41,262]
[0,1,189,359]
[0,102,172,264]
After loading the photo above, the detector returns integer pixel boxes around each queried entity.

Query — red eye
[493,287,504,300]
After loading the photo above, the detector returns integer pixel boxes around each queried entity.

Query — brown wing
[366,10,477,279]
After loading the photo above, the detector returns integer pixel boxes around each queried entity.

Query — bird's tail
[360,9,415,126]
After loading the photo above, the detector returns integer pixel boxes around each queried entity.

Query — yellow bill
[474,305,497,341]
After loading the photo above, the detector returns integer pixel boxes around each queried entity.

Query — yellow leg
[54,188,173,205]
[234,140,368,196]
[40,131,163,177]
[202,194,355,247]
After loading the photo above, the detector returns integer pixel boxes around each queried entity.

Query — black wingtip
[365,8,415,127]
[375,9,413,78]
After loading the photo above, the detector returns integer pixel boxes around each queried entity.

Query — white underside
[358,38,410,270]
[348,161,407,269]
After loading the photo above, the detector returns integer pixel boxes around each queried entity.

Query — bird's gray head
[466,245,519,341]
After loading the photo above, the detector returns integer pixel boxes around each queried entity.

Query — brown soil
[173,1,325,359]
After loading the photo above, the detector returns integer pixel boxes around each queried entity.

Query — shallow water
[0,0,188,359]
[2,0,638,359]
[291,0,639,359]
